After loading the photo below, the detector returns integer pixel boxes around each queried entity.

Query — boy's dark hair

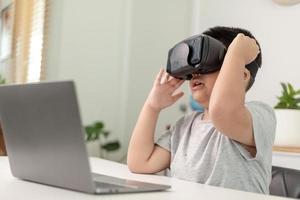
[202,26,262,91]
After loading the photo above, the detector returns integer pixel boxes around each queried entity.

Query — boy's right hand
[145,69,185,112]
[226,33,260,65]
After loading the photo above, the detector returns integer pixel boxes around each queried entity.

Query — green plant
[274,82,300,110]
[0,74,6,84]
[85,121,120,157]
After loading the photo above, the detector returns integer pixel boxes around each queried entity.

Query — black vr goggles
[166,34,260,80]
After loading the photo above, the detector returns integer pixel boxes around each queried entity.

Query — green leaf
[85,126,94,141]
[275,82,300,109]
[94,121,104,130]
[295,89,300,95]
[280,82,288,97]
[275,102,286,109]
[295,98,300,103]
[85,121,111,141]
[101,141,120,151]
[287,83,295,96]
[102,131,110,138]
[278,96,287,102]
[85,121,120,155]
[85,125,100,141]
[0,74,6,84]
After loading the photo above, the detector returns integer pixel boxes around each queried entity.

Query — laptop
[0,80,171,194]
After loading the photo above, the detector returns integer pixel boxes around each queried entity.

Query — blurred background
[0,0,300,162]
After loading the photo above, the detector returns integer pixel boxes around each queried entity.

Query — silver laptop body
[0,81,170,194]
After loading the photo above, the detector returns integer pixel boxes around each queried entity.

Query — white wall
[45,0,127,160]
[194,0,300,106]
[122,0,193,150]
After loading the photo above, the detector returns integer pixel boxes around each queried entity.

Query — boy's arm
[127,105,170,173]
[209,33,260,147]
[127,69,184,173]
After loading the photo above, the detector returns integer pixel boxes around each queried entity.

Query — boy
[127,26,276,194]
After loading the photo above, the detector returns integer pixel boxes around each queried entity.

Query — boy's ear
[243,69,251,82]
[243,69,251,90]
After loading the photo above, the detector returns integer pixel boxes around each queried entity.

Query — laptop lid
[0,81,95,193]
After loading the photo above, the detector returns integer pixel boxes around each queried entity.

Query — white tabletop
[0,157,287,200]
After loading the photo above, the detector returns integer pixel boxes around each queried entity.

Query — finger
[172,91,184,101]
[169,77,182,86]
[161,71,169,84]
[252,40,260,54]
[237,33,245,39]
[165,73,170,82]
[173,80,185,89]
[155,68,164,85]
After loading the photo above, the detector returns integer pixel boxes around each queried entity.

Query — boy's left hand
[226,33,260,65]
[145,69,185,112]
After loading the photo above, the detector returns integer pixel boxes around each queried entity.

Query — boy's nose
[191,73,202,79]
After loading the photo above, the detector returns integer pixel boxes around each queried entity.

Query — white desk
[0,157,287,200]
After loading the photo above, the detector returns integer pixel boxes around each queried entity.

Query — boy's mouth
[191,79,205,90]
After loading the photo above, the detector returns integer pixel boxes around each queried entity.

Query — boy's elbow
[127,152,139,172]
[127,157,144,173]
[127,164,142,174]
[127,162,152,174]
[127,159,139,173]
[127,158,157,174]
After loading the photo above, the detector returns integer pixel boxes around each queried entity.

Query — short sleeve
[155,112,198,153]
[155,128,172,152]
[245,101,276,160]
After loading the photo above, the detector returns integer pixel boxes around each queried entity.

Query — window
[2,0,49,83]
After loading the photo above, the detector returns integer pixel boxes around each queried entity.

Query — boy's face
[189,71,220,108]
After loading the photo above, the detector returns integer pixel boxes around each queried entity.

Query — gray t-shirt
[156,101,276,194]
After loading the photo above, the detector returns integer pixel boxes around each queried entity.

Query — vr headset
[166,34,260,80]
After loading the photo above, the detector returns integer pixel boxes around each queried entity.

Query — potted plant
[84,121,120,158]
[274,82,300,147]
